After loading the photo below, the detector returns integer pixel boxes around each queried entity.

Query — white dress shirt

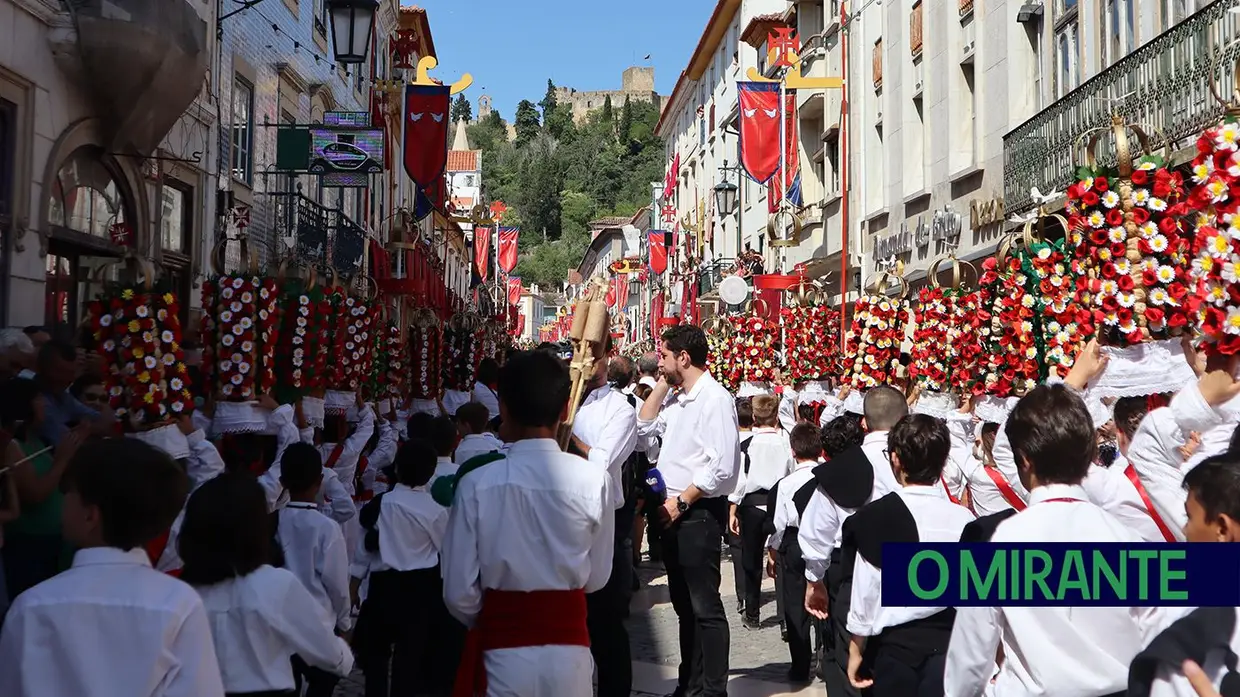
[441,438,613,696]
[1138,606,1240,697]
[278,503,353,633]
[194,565,354,692]
[573,384,639,509]
[472,382,501,422]
[155,431,227,574]
[0,547,225,697]
[798,430,898,583]
[319,405,376,498]
[729,427,794,506]
[1080,456,1169,543]
[435,455,460,480]
[959,456,1025,517]
[350,483,448,578]
[766,459,819,551]
[636,373,740,498]
[944,483,1161,697]
[454,432,505,466]
[847,486,975,637]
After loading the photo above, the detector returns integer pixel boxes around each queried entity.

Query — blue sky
[403,0,717,119]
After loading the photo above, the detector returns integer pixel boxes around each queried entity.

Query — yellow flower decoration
[133,348,145,358]
[122,289,134,300]
[127,320,140,333]
[143,393,155,404]
[138,371,151,384]
[163,293,175,304]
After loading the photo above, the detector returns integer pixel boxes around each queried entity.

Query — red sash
[453,589,589,697]
[1124,464,1177,542]
[982,466,1028,511]
[143,529,182,578]
[324,442,347,469]
[353,455,370,503]
[940,475,961,505]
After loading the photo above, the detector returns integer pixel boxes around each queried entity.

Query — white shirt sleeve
[586,400,638,483]
[320,470,357,524]
[368,421,400,471]
[270,572,355,677]
[944,605,1002,697]
[778,389,798,432]
[344,406,376,457]
[991,421,1031,501]
[442,478,483,628]
[585,477,616,594]
[320,526,354,633]
[692,393,741,497]
[184,430,225,492]
[846,555,882,636]
[269,404,300,467]
[798,489,839,583]
[817,396,845,428]
[768,485,788,552]
[166,600,227,697]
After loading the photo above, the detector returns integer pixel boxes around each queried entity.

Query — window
[1055,21,1080,97]
[314,0,326,36]
[160,181,192,254]
[1163,0,1189,30]
[1102,0,1134,66]
[231,76,254,184]
[1026,23,1044,113]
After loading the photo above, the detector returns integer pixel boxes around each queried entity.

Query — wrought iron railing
[265,191,364,275]
[1003,0,1240,213]
[698,258,735,297]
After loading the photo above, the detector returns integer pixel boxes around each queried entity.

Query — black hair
[0,377,41,440]
[278,442,323,493]
[61,438,188,551]
[1112,396,1151,441]
[1183,453,1240,524]
[736,397,754,429]
[790,423,822,461]
[22,326,47,336]
[1230,422,1240,455]
[1005,383,1096,485]
[888,414,951,485]
[797,404,816,423]
[37,338,76,369]
[608,356,637,388]
[863,385,908,432]
[219,433,270,475]
[979,421,1000,463]
[427,415,458,457]
[634,384,652,401]
[661,325,709,367]
[456,402,490,434]
[394,438,438,487]
[322,413,350,444]
[497,350,570,429]
[70,374,104,400]
[405,412,436,440]
[178,472,272,586]
[821,413,864,458]
[477,358,500,387]
[536,341,558,352]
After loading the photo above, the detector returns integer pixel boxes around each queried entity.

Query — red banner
[507,277,523,307]
[403,84,451,188]
[769,92,801,214]
[663,152,680,201]
[651,292,664,341]
[612,274,629,310]
[649,230,669,275]
[474,228,490,282]
[498,227,519,274]
[738,82,781,185]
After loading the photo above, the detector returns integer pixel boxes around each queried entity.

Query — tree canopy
[467,84,664,290]
[450,94,472,123]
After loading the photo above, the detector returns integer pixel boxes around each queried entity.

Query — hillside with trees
[459,80,664,289]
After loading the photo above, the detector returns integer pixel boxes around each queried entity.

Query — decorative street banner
[403,84,451,188]
[310,111,384,188]
[611,273,629,310]
[649,230,669,275]
[737,82,782,185]
[474,227,490,282]
[768,92,803,213]
[880,543,1240,607]
[507,276,523,307]
[663,152,680,201]
[497,227,519,274]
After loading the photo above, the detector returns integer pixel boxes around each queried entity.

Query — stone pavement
[333,551,828,696]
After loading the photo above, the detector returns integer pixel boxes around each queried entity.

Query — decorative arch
[310,86,337,124]
[38,117,150,256]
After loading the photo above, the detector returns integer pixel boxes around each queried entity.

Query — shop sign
[932,206,963,241]
[970,197,1005,231]
[873,227,912,262]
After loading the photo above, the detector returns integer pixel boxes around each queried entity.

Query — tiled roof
[447,150,479,172]
[588,216,631,228]
[741,13,791,48]
[451,196,475,210]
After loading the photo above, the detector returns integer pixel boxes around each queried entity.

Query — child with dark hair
[180,472,353,695]
[354,401,401,506]
[352,439,454,697]
[766,423,825,682]
[453,402,503,467]
[0,438,227,697]
[819,413,864,459]
[843,414,975,695]
[276,443,352,697]
[426,415,461,478]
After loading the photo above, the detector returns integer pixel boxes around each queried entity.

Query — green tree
[517,137,562,240]
[600,95,615,132]
[545,102,575,140]
[450,94,473,123]
[539,79,558,119]
[514,100,541,149]
[618,95,634,142]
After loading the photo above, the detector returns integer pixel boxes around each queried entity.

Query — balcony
[698,258,736,298]
[1003,0,1240,213]
[267,192,367,278]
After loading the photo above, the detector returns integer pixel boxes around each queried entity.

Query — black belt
[739,490,770,507]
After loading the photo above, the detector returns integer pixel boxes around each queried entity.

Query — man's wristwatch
[675,496,689,514]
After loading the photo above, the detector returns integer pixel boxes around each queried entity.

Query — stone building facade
[554,66,664,123]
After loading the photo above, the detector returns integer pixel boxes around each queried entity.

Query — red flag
[507,277,523,306]
[473,228,490,282]
[649,230,668,275]
[738,82,781,185]
[663,153,680,201]
[497,227,519,274]
[768,29,800,68]
[403,84,451,188]
[614,274,629,310]
[768,92,801,214]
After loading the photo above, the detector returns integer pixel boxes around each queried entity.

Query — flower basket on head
[324,276,376,415]
[86,257,194,432]
[1068,115,1195,397]
[976,233,1041,399]
[384,318,407,403]
[441,311,484,393]
[842,264,911,390]
[726,304,780,387]
[272,262,323,407]
[408,308,442,401]
[703,315,737,391]
[910,255,981,417]
[200,238,280,434]
[781,281,841,382]
[1023,222,1093,382]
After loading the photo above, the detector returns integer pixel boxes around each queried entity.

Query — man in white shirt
[945,383,1160,697]
[799,385,907,697]
[637,325,740,697]
[568,335,638,697]
[441,350,613,697]
[472,358,501,423]
[453,403,504,467]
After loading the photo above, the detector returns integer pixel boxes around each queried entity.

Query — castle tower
[477,94,493,121]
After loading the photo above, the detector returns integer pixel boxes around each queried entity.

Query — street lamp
[713,178,739,217]
[328,0,378,64]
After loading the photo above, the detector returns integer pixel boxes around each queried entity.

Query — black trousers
[291,655,341,697]
[588,503,636,697]
[737,498,768,618]
[354,566,461,697]
[823,550,862,697]
[225,692,295,697]
[779,538,814,679]
[663,496,730,697]
[726,529,744,603]
[871,650,946,697]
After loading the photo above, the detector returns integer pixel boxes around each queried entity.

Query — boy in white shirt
[0,438,225,697]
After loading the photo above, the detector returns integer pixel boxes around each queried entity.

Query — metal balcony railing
[1003,0,1240,213]
[266,191,365,276]
[698,258,735,297]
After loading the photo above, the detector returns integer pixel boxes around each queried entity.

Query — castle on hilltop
[554,67,662,123]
